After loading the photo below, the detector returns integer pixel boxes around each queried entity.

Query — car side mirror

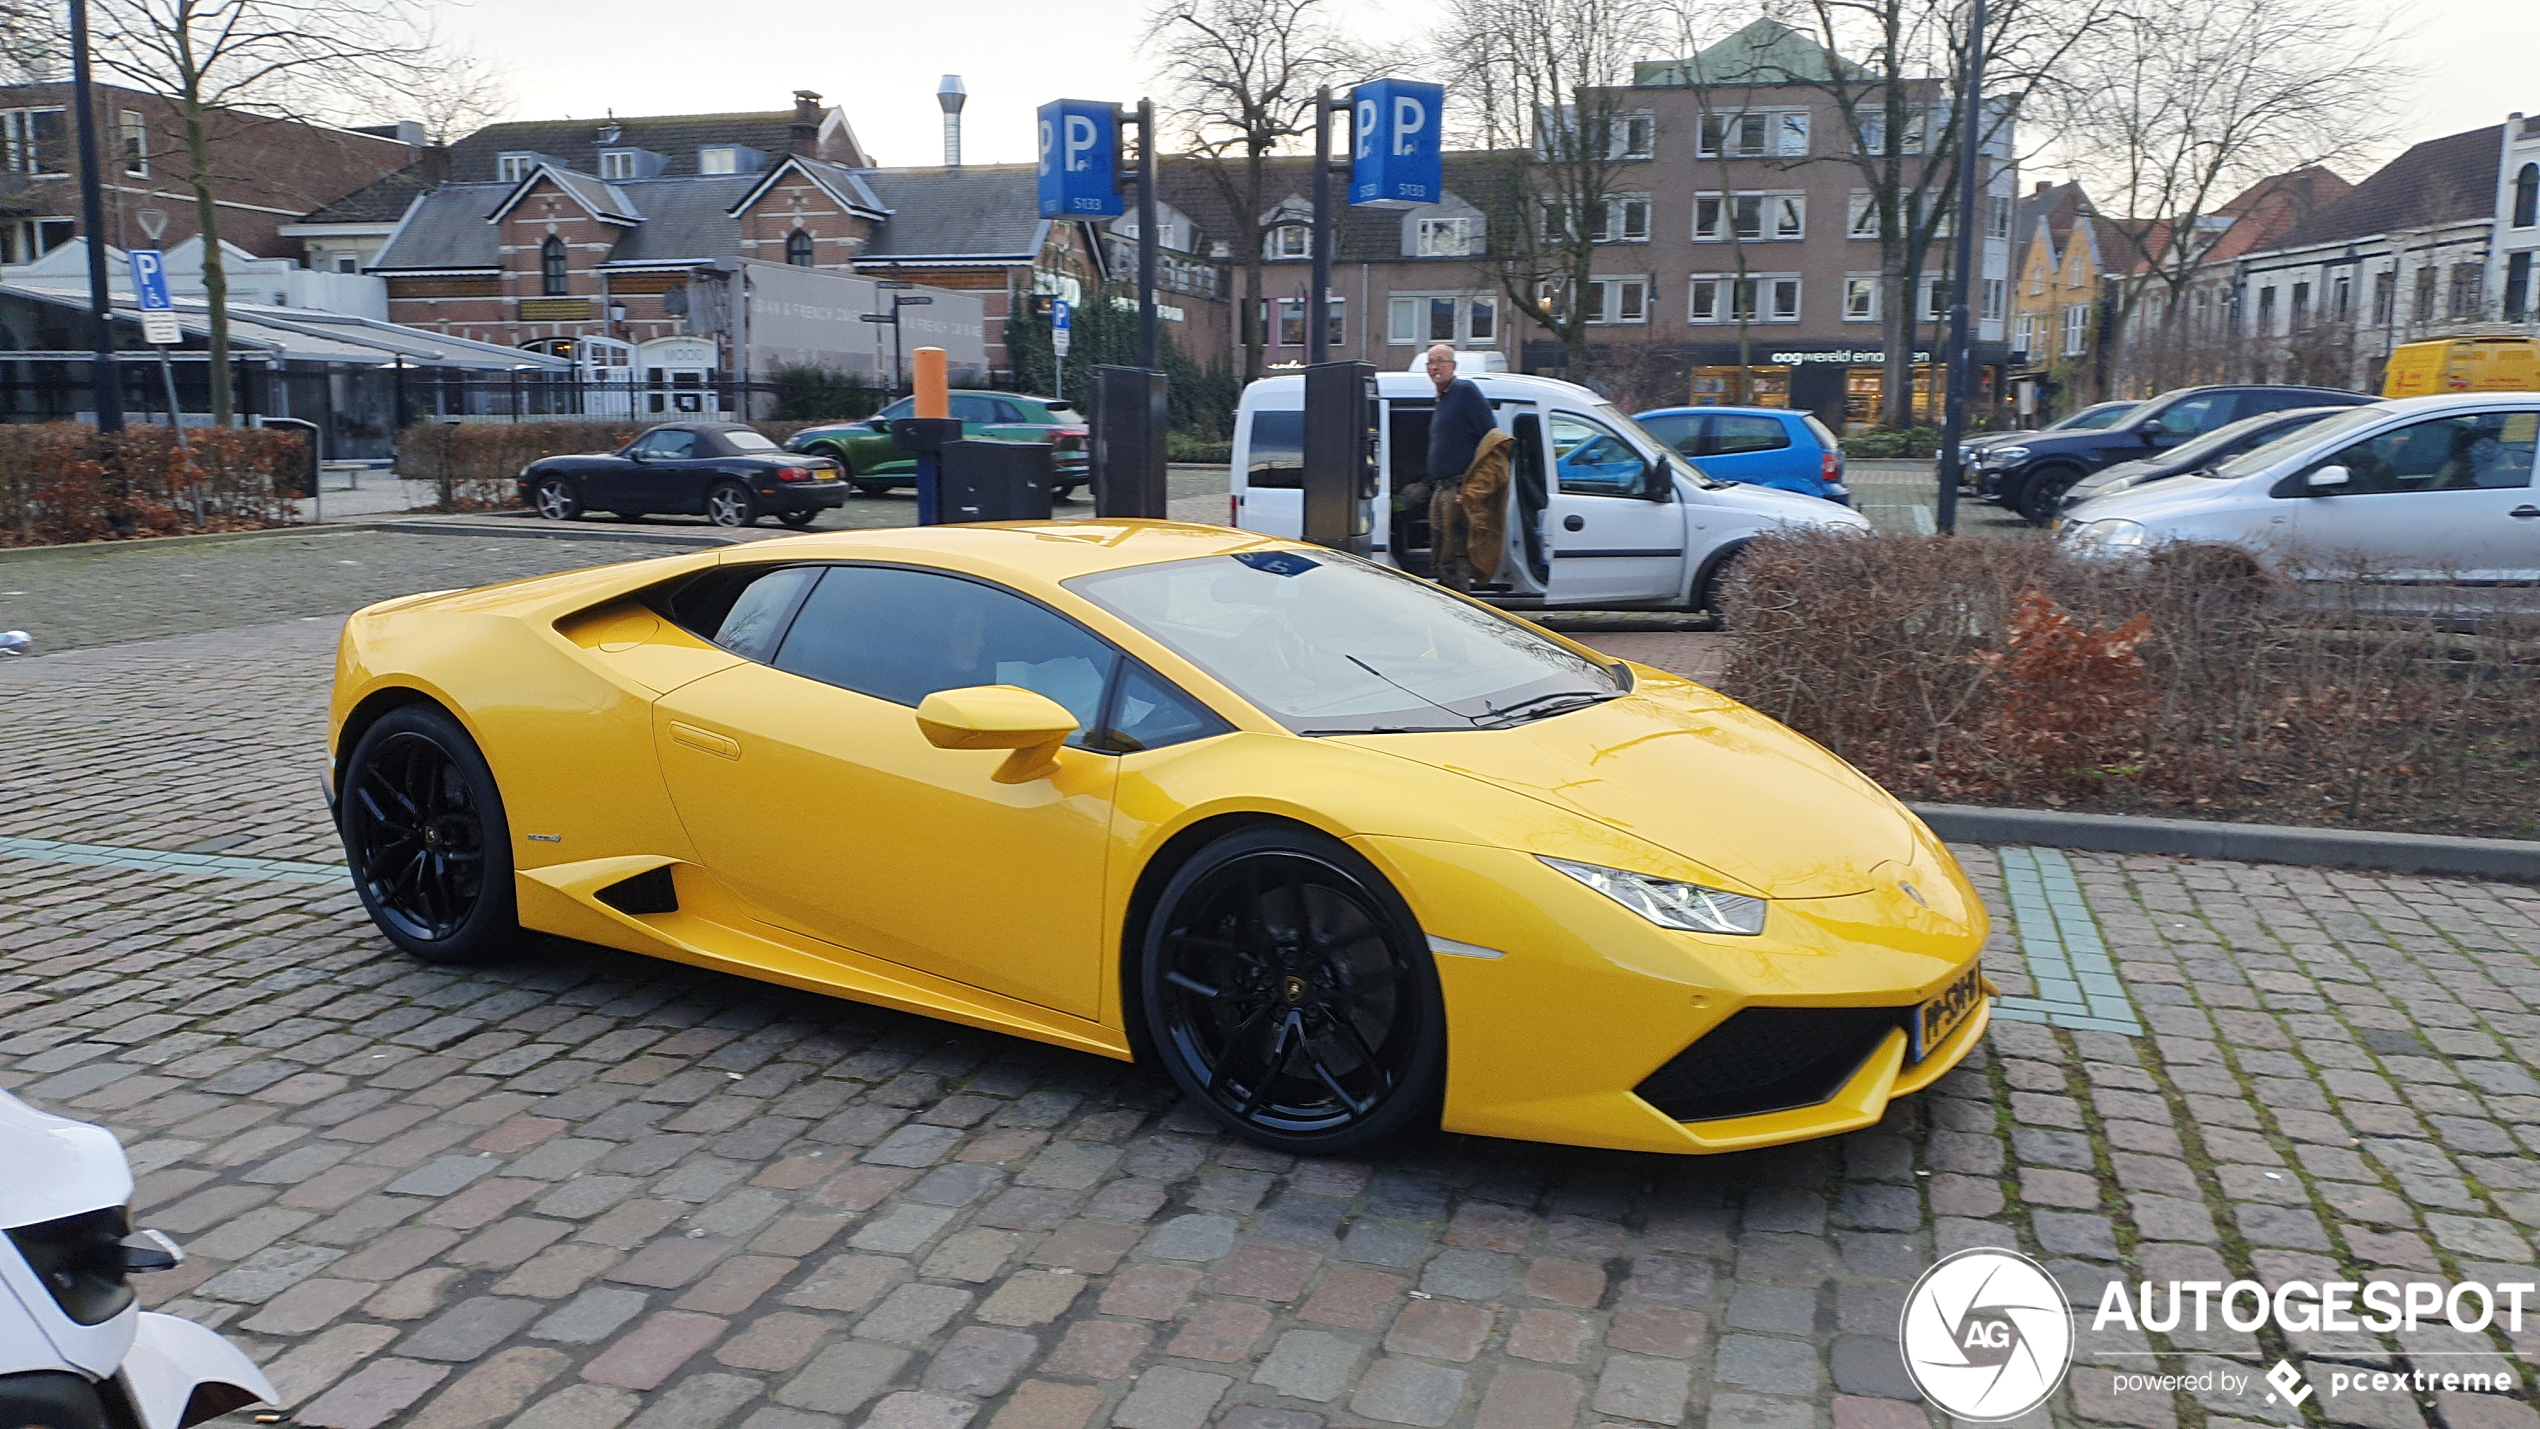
[2305,464,2351,491]
[916,685,1079,783]
[1641,457,1670,500]
[626,449,647,461]
[2138,417,2168,436]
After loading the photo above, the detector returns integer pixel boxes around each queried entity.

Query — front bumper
[1354,834,1989,1154]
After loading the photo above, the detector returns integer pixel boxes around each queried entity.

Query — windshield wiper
[1472,690,1621,727]
[1345,654,1483,727]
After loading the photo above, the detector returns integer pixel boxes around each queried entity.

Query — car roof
[647,421,752,432]
[1631,406,1802,419]
[717,520,1312,586]
[1240,370,1607,406]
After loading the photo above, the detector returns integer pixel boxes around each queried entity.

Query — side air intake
[596,866,679,916]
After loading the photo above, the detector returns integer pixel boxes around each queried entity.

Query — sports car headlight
[1539,857,1767,935]
[1981,445,2028,467]
[2067,518,2148,548]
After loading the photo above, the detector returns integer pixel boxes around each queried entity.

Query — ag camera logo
[1900,1248,2074,1421]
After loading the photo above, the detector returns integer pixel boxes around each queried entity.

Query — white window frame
[1986,194,2012,239]
[598,150,640,181]
[119,110,146,178]
[1689,273,1800,324]
[1981,277,2005,322]
[1699,193,1801,241]
[698,146,740,175]
[1,108,67,177]
[1843,275,1880,322]
[1925,278,1951,321]
[1265,223,1312,260]
[1415,216,1476,256]
[497,152,537,183]
[1846,191,1880,240]
[1854,109,1929,156]
[1387,292,1496,346]
[1611,111,1655,160]
[1593,194,1652,243]
[1696,110,1807,160]
[1584,276,1650,325]
[2062,303,2090,355]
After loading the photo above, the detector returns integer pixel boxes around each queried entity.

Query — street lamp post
[1933,0,1988,536]
[68,0,123,432]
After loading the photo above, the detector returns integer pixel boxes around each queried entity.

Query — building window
[2515,164,2538,229]
[498,152,537,183]
[335,256,359,273]
[2505,252,2532,322]
[2413,267,2437,323]
[1844,276,1878,321]
[0,218,75,264]
[1695,194,1802,242]
[540,235,569,295]
[2332,274,2351,322]
[2013,313,2034,354]
[2448,262,2484,318]
[2290,281,2312,329]
[1583,277,1648,324]
[2062,302,2089,355]
[598,150,639,180]
[1689,274,1798,323]
[1591,195,1651,243]
[2256,286,2276,333]
[1391,294,1496,344]
[2372,270,2395,324]
[700,146,740,175]
[1415,217,1476,256]
[1611,112,1654,160]
[1985,194,2011,239]
[1925,279,1949,321]
[1981,277,2005,322]
[0,108,67,176]
[1854,111,1927,156]
[786,229,814,266]
[120,110,146,177]
[1697,111,1806,159]
[1846,191,1880,239]
[1265,224,1311,260]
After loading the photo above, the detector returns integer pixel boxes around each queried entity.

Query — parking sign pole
[1136,99,1159,372]
[69,0,124,433]
[1934,0,1986,536]
[1310,87,1333,366]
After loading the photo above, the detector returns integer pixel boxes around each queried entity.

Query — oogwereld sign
[1037,100,1123,219]
[1349,78,1445,209]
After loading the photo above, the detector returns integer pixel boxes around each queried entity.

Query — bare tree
[1433,0,1664,377]
[2055,0,2393,392]
[89,0,435,424]
[1759,0,2104,426]
[1145,0,1371,381]
[0,0,60,83]
[404,45,514,146]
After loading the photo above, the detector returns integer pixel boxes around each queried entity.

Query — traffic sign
[1036,100,1124,219]
[141,312,180,344]
[1052,299,1071,358]
[1349,79,1446,209]
[129,249,172,310]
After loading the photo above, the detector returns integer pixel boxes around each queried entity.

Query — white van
[1229,366,1870,609]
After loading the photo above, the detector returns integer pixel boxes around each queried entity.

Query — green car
[786,391,1091,499]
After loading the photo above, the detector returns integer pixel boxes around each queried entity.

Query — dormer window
[599,150,639,180]
[1265,223,1311,260]
[498,152,536,183]
[700,146,738,175]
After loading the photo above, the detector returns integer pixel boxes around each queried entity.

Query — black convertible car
[519,422,848,528]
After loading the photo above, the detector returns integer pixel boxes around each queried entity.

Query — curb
[375,519,739,548]
[0,522,397,561]
[1910,803,2540,882]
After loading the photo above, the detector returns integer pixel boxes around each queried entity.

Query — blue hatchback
[1631,406,1850,503]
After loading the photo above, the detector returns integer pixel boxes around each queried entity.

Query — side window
[1092,662,1233,753]
[992,400,1029,424]
[1710,414,1791,454]
[878,397,914,421]
[2327,413,2538,495]
[774,567,1119,747]
[2155,395,2229,437]
[1244,409,1304,490]
[710,567,820,661]
[646,430,698,459]
[1548,411,1651,497]
[627,430,670,457]
[1633,412,1701,458]
[948,395,999,423]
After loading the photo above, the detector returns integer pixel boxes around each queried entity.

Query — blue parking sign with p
[129,249,172,311]
[1349,79,1445,209]
[1037,100,1123,219]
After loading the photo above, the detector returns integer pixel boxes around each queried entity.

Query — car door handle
[669,721,741,760]
[1563,515,1585,531]
[2511,505,2540,519]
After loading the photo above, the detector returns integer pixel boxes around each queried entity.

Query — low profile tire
[1140,825,1445,1154]
[339,705,523,965]
[706,480,758,527]
[777,509,818,528]
[532,477,580,520]
[2019,464,2088,525]
[853,482,892,498]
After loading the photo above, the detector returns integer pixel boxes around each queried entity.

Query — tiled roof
[1634,17,1874,85]
[371,174,762,271]
[371,183,505,270]
[853,166,1047,260]
[300,162,439,224]
[1151,152,1524,266]
[2016,181,2091,251]
[444,106,862,182]
[2269,126,2499,249]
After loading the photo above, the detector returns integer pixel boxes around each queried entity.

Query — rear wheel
[2018,464,2089,525]
[339,705,522,965]
[853,481,893,498]
[532,477,580,520]
[777,509,818,528]
[706,480,757,527]
[1141,826,1444,1154]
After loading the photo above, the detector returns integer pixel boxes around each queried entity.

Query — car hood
[2063,468,2246,524]
[1337,675,1918,899]
[1701,480,1874,527]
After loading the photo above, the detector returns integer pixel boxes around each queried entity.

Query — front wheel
[706,480,758,527]
[1140,826,1445,1154]
[339,705,523,965]
[2018,465,2087,525]
[853,482,893,498]
[532,477,580,520]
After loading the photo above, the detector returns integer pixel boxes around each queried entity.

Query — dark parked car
[2056,405,2358,513]
[1978,385,2373,524]
[787,392,1090,499]
[1954,401,2139,488]
[520,422,848,529]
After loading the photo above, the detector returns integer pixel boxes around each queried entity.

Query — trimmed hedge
[0,424,307,547]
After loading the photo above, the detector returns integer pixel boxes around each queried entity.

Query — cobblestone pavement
[4,543,2540,1429]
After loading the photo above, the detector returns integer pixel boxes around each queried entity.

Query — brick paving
[4,534,2539,1429]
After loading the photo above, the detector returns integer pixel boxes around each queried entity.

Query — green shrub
[772,365,886,421]
[1167,433,1233,464]
[1839,426,1942,458]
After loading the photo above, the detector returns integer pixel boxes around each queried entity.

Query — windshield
[2051,402,2138,432]
[1067,550,1624,735]
[2209,404,2390,481]
[725,430,780,452]
[1596,404,1729,489]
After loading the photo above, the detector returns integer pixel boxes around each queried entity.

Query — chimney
[791,90,823,156]
[2034,180,2051,195]
[937,76,968,168]
[419,144,451,184]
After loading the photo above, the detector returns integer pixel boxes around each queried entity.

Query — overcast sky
[437,0,2531,186]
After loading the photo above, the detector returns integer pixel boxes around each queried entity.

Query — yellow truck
[2381,336,2540,397]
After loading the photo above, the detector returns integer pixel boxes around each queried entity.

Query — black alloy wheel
[533,476,581,520]
[706,480,758,527]
[777,509,819,528]
[1142,826,1444,1153]
[2018,464,2087,525]
[339,706,522,965]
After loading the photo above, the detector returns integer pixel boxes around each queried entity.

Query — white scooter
[2,1090,274,1429]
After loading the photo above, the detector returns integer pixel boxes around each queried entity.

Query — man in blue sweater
[1423,343,1499,586]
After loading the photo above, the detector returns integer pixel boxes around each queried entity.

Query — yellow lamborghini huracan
[328,521,1988,1156]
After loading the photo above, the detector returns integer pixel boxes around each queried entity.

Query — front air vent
[1634,1006,1902,1122]
[596,866,679,916]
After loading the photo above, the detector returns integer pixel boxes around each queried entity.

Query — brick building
[0,80,415,262]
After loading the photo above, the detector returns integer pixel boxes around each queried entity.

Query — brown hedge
[0,424,306,547]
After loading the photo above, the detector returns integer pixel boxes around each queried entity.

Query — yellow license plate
[1912,964,1985,1061]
